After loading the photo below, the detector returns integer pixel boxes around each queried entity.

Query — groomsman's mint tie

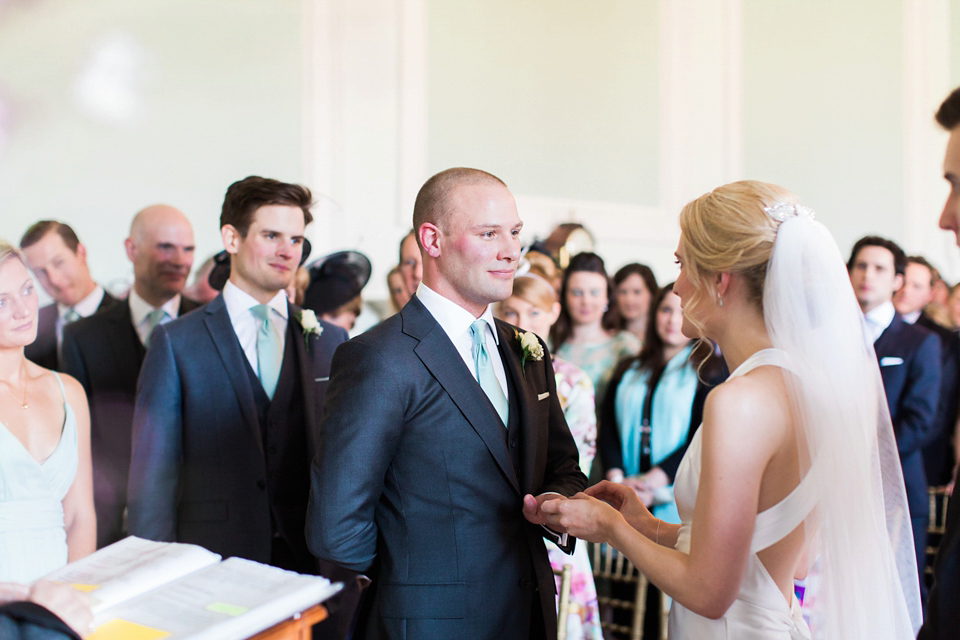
[63,308,81,324]
[469,319,508,426]
[251,304,282,400]
[143,309,168,348]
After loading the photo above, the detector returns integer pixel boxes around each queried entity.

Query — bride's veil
[762,206,922,638]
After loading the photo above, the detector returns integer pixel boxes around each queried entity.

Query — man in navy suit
[62,205,199,548]
[19,221,116,369]
[894,255,960,488]
[127,177,354,636]
[920,84,960,640]
[307,168,586,640]
[847,235,941,601]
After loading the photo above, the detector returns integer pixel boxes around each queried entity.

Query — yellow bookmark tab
[87,619,171,640]
[69,583,101,593]
[206,602,248,616]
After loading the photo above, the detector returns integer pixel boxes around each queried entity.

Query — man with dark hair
[921,84,960,640]
[895,256,960,489]
[127,177,355,637]
[19,221,116,369]
[308,167,585,640]
[848,235,941,601]
[61,205,200,548]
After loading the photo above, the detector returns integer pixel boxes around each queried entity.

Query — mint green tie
[251,304,282,400]
[63,308,81,324]
[470,320,508,427]
[143,309,168,347]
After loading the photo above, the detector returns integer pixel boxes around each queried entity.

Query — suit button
[519,577,531,590]
[510,440,517,449]
[257,479,266,490]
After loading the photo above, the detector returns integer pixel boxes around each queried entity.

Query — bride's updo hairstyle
[678,180,797,334]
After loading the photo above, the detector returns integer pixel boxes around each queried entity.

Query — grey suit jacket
[307,295,586,640]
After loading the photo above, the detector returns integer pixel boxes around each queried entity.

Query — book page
[40,536,221,612]
[89,557,342,640]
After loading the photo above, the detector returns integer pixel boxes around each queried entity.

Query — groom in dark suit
[127,177,354,634]
[62,205,199,548]
[307,168,587,640]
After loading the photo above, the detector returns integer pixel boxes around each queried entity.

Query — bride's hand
[540,492,625,543]
[585,480,652,531]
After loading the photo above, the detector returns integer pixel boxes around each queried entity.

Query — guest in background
[386,266,408,314]
[302,251,371,333]
[286,266,310,306]
[552,252,640,405]
[496,264,603,640]
[398,229,422,298]
[613,263,658,345]
[895,256,960,488]
[19,222,116,370]
[182,253,219,305]
[0,240,95,584]
[60,205,200,548]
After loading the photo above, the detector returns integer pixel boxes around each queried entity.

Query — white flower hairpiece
[763,202,816,223]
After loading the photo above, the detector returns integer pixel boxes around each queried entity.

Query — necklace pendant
[21,403,28,410]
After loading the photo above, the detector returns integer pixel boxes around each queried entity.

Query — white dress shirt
[415,283,509,402]
[864,300,896,343]
[902,309,922,325]
[56,285,105,348]
[128,289,182,346]
[222,281,289,375]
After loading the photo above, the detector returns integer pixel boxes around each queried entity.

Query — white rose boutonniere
[296,309,323,350]
[515,329,544,377]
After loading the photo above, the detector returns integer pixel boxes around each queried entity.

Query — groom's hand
[522,493,567,531]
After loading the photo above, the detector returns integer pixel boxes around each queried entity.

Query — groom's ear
[419,223,442,259]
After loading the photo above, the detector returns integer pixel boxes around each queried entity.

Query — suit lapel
[497,322,546,495]
[874,314,903,355]
[288,303,319,456]
[108,300,146,372]
[203,295,263,456]
[403,298,520,495]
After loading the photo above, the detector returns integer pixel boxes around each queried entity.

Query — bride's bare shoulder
[702,367,792,450]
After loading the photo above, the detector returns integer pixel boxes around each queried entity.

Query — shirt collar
[902,309,922,324]
[864,300,896,331]
[127,288,181,326]
[223,280,288,320]
[58,285,104,319]
[415,283,499,345]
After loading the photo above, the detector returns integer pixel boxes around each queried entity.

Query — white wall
[2,0,960,303]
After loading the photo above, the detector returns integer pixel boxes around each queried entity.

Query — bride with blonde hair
[543,181,920,639]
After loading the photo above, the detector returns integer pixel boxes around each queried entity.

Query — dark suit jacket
[917,313,960,486]
[127,293,347,565]
[918,467,960,639]
[25,292,116,370]
[874,314,941,518]
[0,602,80,640]
[61,296,201,548]
[306,296,587,640]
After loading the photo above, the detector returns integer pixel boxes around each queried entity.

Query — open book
[40,536,342,640]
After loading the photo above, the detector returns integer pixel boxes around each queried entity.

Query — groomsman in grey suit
[307,168,587,640]
[61,205,199,548]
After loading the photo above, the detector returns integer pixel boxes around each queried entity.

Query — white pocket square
[315,376,330,382]
[880,357,903,367]
[537,392,550,401]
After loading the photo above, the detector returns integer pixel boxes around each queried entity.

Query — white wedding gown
[668,349,813,639]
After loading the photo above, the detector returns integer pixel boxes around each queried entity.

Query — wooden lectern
[249,604,328,640]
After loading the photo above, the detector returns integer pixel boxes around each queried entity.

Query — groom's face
[939,127,960,246]
[436,182,523,316]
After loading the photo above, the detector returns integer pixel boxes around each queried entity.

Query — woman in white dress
[542,181,922,639]
[0,240,95,584]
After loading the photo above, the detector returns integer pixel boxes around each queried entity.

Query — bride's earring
[717,295,723,307]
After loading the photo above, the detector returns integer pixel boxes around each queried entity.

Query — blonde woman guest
[551,252,640,405]
[0,240,95,584]
[542,181,921,639]
[613,263,658,345]
[387,266,409,314]
[497,267,602,640]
